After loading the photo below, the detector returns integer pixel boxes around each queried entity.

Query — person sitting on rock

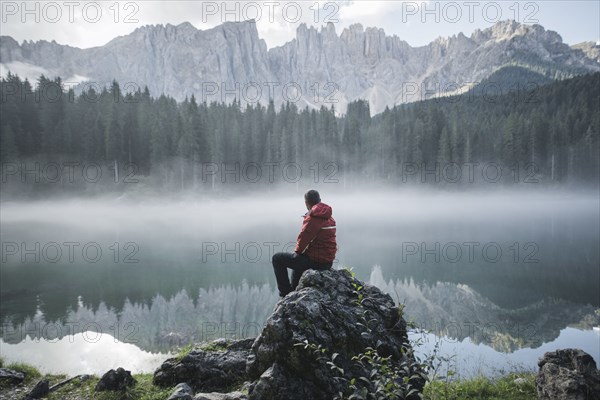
[272,189,337,298]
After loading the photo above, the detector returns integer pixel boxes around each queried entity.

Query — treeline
[1,70,598,190]
[368,71,599,184]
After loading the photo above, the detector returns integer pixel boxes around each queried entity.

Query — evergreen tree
[0,124,18,161]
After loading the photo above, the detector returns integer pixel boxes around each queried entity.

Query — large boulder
[246,268,425,400]
[152,268,425,400]
[95,367,136,392]
[536,348,600,400]
[154,338,255,392]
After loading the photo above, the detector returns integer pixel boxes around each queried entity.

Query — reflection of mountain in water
[2,267,597,354]
[2,280,277,353]
[2,192,598,356]
[367,266,599,353]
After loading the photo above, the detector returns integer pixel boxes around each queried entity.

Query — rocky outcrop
[536,348,600,400]
[154,338,255,391]
[246,268,424,399]
[153,268,424,399]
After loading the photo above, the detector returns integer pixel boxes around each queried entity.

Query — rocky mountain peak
[323,21,337,36]
[572,41,600,63]
[296,23,320,40]
[490,19,521,38]
[1,19,598,114]
[471,19,563,45]
[219,20,259,34]
[348,23,364,33]
[340,23,365,39]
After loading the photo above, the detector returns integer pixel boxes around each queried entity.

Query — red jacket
[294,202,337,264]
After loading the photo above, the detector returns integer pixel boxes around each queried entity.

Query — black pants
[272,252,332,297]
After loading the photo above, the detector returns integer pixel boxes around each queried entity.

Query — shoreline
[0,356,538,400]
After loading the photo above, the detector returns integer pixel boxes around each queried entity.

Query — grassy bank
[0,356,537,400]
[423,372,537,399]
[0,357,173,400]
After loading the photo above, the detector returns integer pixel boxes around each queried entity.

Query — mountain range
[1,19,599,115]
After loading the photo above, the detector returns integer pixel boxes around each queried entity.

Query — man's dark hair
[304,190,321,206]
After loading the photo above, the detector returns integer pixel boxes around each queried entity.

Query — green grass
[172,339,232,362]
[0,359,174,400]
[91,374,174,400]
[1,357,537,400]
[199,341,230,352]
[423,372,537,400]
[44,373,174,400]
[174,342,195,361]
[4,362,42,381]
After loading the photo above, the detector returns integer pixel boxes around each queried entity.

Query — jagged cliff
[1,19,599,114]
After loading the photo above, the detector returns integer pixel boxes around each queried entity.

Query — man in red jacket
[272,189,337,298]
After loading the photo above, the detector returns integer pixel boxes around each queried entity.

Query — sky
[0,1,599,49]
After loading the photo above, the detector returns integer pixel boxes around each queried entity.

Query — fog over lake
[1,188,598,376]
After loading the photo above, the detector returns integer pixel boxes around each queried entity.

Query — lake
[1,188,599,377]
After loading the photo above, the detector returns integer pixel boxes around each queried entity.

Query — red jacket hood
[309,202,332,219]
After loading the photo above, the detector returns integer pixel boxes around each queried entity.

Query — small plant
[295,272,428,400]
[174,342,194,362]
[397,303,405,319]
[422,371,537,399]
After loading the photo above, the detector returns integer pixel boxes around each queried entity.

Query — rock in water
[95,367,136,392]
[536,348,600,400]
[154,338,255,391]
[246,268,425,400]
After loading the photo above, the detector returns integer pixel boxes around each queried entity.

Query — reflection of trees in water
[1,264,598,354]
[3,254,597,331]
[368,266,599,353]
[0,262,274,326]
[2,191,598,347]
[371,254,600,310]
[2,203,598,353]
[1,280,277,353]
[340,199,600,310]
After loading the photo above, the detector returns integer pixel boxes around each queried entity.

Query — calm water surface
[1,189,598,376]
